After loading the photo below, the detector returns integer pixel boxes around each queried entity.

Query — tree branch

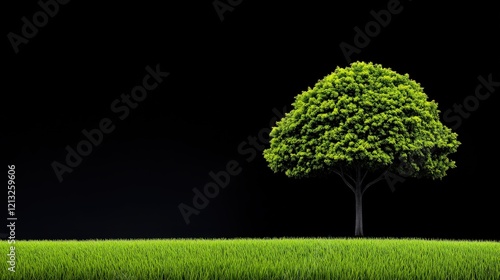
[356,166,361,188]
[360,170,368,186]
[333,169,355,193]
[362,171,388,195]
[345,173,356,185]
[340,166,356,187]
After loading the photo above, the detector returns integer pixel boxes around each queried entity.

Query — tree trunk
[354,189,364,237]
[335,166,381,237]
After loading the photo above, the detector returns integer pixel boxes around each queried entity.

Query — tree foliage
[263,61,460,181]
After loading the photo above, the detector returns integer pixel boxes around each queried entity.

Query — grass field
[1,237,499,279]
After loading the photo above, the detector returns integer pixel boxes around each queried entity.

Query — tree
[263,61,460,237]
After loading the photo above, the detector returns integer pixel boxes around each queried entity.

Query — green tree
[263,61,460,236]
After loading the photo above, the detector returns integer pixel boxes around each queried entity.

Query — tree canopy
[263,61,460,182]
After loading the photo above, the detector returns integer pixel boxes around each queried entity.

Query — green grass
[1,237,499,279]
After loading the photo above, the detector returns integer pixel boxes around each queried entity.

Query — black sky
[2,1,499,241]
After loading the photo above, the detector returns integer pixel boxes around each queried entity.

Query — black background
[2,1,499,241]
